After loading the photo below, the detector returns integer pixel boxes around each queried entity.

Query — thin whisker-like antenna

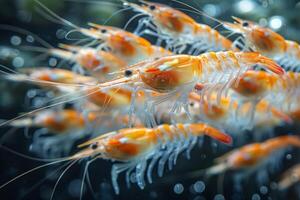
[104,7,132,25]
[0,158,71,190]
[80,157,97,200]
[123,13,146,31]
[50,159,79,200]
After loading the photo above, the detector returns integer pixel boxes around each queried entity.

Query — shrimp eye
[242,22,249,27]
[149,5,156,10]
[101,29,107,33]
[189,102,194,107]
[90,143,98,150]
[124,69,133,77]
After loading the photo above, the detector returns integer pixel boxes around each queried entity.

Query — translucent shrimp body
[207,135,300,175]
[74,123,232,194]
[9,109,97,134]
[123,1,235,53]
[79,24,171,65]
[224,17,300,71]
[187,92,291,131]
[49,45,127,80]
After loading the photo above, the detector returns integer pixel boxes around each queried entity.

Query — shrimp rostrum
[0,123,232,195]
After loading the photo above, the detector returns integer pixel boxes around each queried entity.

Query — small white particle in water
[252,193,261,200]
[270,182,278,190]
[193,181,205,193]
[235,0,255,13]
[27,90,37,98]
[26,35,34,43]
[49,58,57,67]
[130,172,137,183]
[260,186,268,194]
[10,36,22,46]
[12,57,24,68]
[259,18,268,27]
[174,183,184,194]
[214,194,225,200]
[203,4,219,17]
[286,154,292,160]
[269,16,284,30]
[68,179,82,198]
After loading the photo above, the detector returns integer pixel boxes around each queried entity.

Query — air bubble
[68,179,82,198]
[49,58,58,67]
[10,36,22,46]
[26,35,34,43]
[173,183,184,194]
[260,186,268,194]
[251,193,261,200]
[286,154,292,160]
[12,57,24,68]
[214,194,225,200]
[193,181,205,193]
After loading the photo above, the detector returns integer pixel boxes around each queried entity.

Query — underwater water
[0,0,300,199]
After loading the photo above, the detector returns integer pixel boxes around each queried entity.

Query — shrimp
[97,51,283,122]
[5,67,96,87]
[206,135,300,175]
[223,17,300,71]
[7,109,97,134]
[0,122,230,196]
[84,23,171,64]
[49,44,127,80]
[278,164,300,190]
[187,92,292,131]
[122,0,235,53]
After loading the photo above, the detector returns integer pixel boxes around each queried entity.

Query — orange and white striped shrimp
[90,51,283,125]
[82,23,171,64]
[0,122,231,195]
[231,71,300,111]
[49,44,127,80]
[223,17,300,71]
[5,67,96,87]
[122,1,235,53]
[278,164,300,190]
[7,109,97,134]
[187,92,291,131]
[206,135,300,175]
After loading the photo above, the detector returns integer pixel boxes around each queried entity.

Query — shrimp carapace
[224,17,300,70]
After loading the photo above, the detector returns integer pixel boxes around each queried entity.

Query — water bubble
[235,0,256,13]
[269,16,284,30]
[10,36,22,46]
[26,35,34,43]
[193,181,205,193]
[214,194,225,200]
[251,193,261,200]
[173,183,184,194]
[12,57,24,68]
[68,179,82,198]
[270,182,278,190]
[49,58,58,67]
[260,186,268,194]
[203,4,219,17]
[286,154,292,160]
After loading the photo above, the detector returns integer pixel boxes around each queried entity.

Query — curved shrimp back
[49,44,127,80]
[72,123,231,194]
[206,135,300,175]
[278,164,300,190]
[79,23,170,65]
[223,17,300,71]
[123,1,235,53]
[187,92,291,132]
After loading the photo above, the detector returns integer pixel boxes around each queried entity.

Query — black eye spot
[90,143,98,150]
[242,22,249,27]
[189,102,194,107]
[149,5,156,10]
[125,70,133,77]
[101,29,107,33]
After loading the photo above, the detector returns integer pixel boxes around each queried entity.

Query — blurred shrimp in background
[0,0,300,200]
